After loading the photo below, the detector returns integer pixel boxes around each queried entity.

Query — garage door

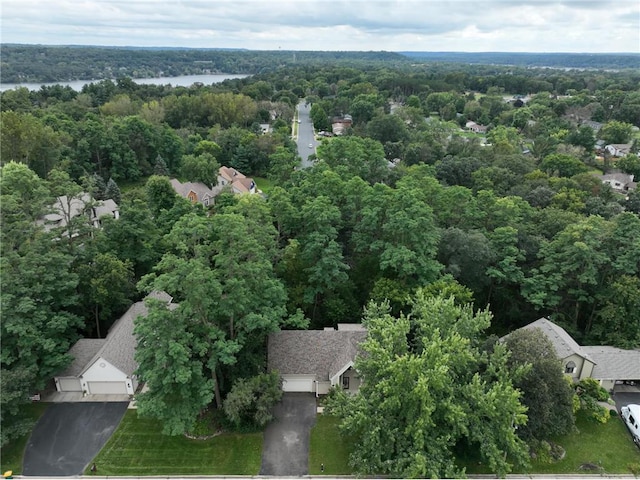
[282,376,315,392]
[87,381,127,395]
[57,377,82,392]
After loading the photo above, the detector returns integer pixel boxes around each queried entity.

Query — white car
[621,404,640,446]
[308,143,313,148]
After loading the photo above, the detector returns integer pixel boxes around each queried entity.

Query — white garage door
[87,381,127,395]
[282,376,315,392]
[57,377,82,392]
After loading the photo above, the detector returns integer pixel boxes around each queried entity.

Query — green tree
[78,252,134,337]
[326,294,528,478]
[136,210,295,433]
[599,120,633,144]
[503,328,576,441]
[180,153,220,187]
[540,154,588,178]
[223,371,283,430]
[146,175,177,217]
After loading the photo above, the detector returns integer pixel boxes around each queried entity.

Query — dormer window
[565,361,576,374]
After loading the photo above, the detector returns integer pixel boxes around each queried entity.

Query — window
[342,376,349,389]
[565,361,576,374]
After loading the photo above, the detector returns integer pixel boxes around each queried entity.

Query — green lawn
[308,415,354,475]
[254,176,275,194]
[87,410,263,476]
[0,402,50,475]
[524,413,640,474]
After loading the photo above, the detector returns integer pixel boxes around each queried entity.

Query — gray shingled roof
[58,292,174,379]
[268,327,367,381]
[520,318,592,361]
[582,346,640,380]
[58,339,106,377]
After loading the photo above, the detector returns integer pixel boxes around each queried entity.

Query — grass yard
[0,402,50,475]
[87,410,262,476]
[254,176,275,194]
[525,413,640,475]
[308,415,354,475]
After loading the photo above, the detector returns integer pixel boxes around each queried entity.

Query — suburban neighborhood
[2,44,640,478]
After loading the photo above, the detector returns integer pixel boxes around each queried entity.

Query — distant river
[0,73,250,92]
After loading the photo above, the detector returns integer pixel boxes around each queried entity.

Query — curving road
[295,100,317,169]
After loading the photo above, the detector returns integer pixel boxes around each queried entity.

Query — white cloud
[1,0,638,52]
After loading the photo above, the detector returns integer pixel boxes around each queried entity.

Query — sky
[1,0,639,53]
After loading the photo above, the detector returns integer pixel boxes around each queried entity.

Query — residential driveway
[613,384,640,412]
[260,393,317,476]
[23,402,128,476]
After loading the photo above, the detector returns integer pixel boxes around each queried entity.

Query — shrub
[223,371,283,431]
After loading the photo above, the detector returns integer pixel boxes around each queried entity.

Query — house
[38,193,119,233]
[598,172,636,193]
[217,166,257,194]
[581,120,604,132]
[605,143,633,158]
[170,179,218,207]
[259,123,270,135]
[268,324,367,396]
[465,121,488,134]
[331,114,353,136]
[509,318,640,391]
[54,291,174,396]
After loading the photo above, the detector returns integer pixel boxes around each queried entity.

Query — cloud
[1,0,638,52]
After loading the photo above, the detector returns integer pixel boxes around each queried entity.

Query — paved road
[23,402,128,476]
[296,101,317,168]
[259,393,317,475]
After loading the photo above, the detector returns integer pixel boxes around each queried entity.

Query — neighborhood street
[296,100,317,169]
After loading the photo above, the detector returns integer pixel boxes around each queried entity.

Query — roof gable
[519,318,591,361]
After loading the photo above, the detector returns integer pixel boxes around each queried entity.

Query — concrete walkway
[41,390,135,406]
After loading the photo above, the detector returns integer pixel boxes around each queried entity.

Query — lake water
[0,73,250,92]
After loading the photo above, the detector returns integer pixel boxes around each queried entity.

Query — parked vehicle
[621,404,640,446]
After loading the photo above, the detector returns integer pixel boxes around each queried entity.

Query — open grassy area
[87,410,262,476]
[308,415,354,474]
[525,413,640,474]
[0,402,50,475]
[253,176,275,195]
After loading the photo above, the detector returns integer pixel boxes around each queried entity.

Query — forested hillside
[2,59,640,474]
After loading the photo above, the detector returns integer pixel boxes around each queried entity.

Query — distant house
[268,324,367,396]
[170,179,218,207]
[217,166,257,194]
[506,318,640,391]
[331,114,353,136]
[259,123,271,135]
[581,120,604,132]
[38,193,119,234]
[54,291,175,396]
[605,143,633,158]
[465,121,488,134]
[598,172,636,193]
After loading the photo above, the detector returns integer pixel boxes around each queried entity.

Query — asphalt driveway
[23,402,128,476]
[260,393,317,475]
[613,384,640,412]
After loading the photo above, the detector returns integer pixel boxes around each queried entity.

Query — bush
[609,408,618,417]
[223,371,283,431]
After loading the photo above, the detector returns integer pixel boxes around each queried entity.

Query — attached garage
[87,381,128,395]
[282,376,315,393]
[56,377,82,392]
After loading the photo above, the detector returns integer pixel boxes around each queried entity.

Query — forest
[1,57,640,476]
[1,44,639,84]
